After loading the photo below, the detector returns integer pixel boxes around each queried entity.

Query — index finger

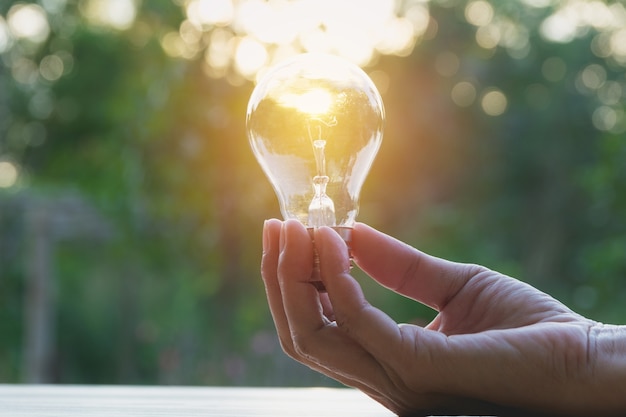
[351,223,482,311]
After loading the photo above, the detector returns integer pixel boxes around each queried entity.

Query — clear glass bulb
[246,53,384,289]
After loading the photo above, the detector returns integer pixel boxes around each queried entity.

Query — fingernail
[279,222,286,254]
[262,220,270,253]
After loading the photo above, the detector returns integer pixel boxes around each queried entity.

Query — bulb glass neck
[307,226,353,292]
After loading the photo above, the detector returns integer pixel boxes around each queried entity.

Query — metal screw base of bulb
[307,226,353,293]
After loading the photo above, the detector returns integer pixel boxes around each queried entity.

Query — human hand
[260,218,626,416]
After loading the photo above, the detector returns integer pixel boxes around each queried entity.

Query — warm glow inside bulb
[246,53,384,231]
[278,89,333,115]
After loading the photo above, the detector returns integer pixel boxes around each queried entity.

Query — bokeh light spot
[0,17,11,53]
[235,36,268,80]
[204,28,234,78]
[40,54,65,82]
[186,0,234,29]
[7,4,50,43]
[481,89,507,116]
[591,32,611,58]
[377,17,416,57]
[179,20,203,46]
[540,12,577,43]
[592,105,617,131]
[0,161,19,188]
[476,24,500,49]
[580,64,607,90]
[12,58,39,85]
[405,3,431,35]
[161,31,199,59]
[80,0,137,30]
[465,1,494,27]
[609,28,626,58]
[451,81,477,107]
[598,81,622,106]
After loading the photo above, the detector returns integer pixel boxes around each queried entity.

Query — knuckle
[277,335,298,359]
[335,302,368,336]
[291,332,317,359]
[335,315,352,333]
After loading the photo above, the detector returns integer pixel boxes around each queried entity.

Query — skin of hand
[260,218,626,417]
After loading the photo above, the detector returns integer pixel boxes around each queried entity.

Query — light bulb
[246,53,384,290]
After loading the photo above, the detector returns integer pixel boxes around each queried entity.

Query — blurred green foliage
[1,0,625,386]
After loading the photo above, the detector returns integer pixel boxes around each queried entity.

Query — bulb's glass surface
[246,54,384,229]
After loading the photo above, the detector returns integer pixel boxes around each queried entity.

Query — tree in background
[0,0,625,385]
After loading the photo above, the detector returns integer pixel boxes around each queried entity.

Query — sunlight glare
[299,27,332,55]
[235,36,268,79]
[405,3,430,35]
[235,0,299,45]
[204,28,236,78]
[181,0,431,80]
[187,0,234,29]
[376,17,416,57]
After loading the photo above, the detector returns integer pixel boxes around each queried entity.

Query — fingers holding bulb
[315,226,404,366]
[273,221,399,403]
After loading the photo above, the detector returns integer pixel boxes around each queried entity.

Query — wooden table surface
[0,385,397,417]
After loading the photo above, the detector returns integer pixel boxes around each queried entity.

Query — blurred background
[1,0,625,386]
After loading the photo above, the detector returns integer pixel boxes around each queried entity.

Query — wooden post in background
[22,206,55,383]
[19,193,112,383]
